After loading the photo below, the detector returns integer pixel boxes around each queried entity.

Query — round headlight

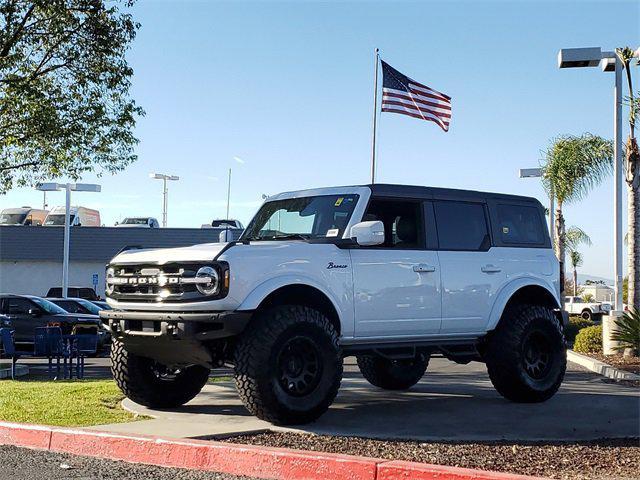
[196,266,219,296]
[105,267,115,295]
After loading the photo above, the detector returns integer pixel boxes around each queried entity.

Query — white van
[0,207,49,226]
[44,206,101,227]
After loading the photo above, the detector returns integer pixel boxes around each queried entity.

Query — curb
[0,364,28,379]
[567,350,640,381]
[0,421,548,480]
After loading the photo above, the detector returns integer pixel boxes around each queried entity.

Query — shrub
[611,309,640,355]
[565,317,594,343]
[573,325,603,354]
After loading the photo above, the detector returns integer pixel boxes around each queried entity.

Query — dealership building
[0,226,242,298]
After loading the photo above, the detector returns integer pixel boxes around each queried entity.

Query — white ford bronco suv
[101,184,568,425]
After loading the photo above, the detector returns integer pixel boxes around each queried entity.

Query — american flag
[381,60,451,132]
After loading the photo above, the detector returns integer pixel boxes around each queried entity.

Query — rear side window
[434,201,490,251]
[496,204,544,245]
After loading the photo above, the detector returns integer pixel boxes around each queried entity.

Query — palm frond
[565,226,592,252]
[569,250,583,269]
[541,134,614,205]
[611,309,640,354]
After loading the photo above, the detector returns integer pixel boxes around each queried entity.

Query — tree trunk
[628,182,640,311]
[555,205,565,298]
[573,267,578,296]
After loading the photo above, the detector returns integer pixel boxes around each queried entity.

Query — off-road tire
[234,305,342,425]
[484,304,566,403]
[110,338,210,408]
[581,309,593,321]
[357,354,428,390]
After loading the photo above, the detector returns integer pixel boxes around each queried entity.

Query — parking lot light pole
[519,167,555,247]
[558,46,624,314]
[36,182,101,298]
[150,173,179,227]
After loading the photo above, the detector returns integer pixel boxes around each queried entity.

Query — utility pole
[226,168,232,220]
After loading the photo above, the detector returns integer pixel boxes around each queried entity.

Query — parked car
[47,297,111,349]
[0,207,48,226]
[115,217,159,228]
[0,294,102,348]
[103,183,567,425]
[202,219,244,229]
[564,296,611,321]
[44,206,101,227]
[46,287,99,301]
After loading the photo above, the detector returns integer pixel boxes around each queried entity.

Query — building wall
[0,260,107,297]
[580,285,614,302]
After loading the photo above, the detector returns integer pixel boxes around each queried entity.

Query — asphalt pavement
[0,445,254,480]
[93,356,640,442]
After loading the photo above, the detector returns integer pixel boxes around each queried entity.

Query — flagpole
[370,48,380,184]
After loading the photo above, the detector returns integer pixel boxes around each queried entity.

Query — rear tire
[110,338,210,408]
[234,305,342,425]
[484,304,566,403]
[357,354,428,390]
[581,309,592,321]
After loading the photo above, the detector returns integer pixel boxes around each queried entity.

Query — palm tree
[616,47,640,311]
[565,226,592,296]
[542,134,613,297]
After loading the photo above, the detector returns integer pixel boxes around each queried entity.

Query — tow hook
[167,322,179,338]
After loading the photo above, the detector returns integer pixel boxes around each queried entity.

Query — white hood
[110,242,228,264]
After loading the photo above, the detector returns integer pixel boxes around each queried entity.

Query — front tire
[357,354,428,390]
[110,339,210,408]
[234,305,342,425]
[581,309,593,321]
[484,304,566,403]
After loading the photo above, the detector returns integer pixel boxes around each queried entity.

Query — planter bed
[225,432,639,480]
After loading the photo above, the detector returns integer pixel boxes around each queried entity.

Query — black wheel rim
[522,330,552,380]
[151,362,182,381]
[276,336,322,397]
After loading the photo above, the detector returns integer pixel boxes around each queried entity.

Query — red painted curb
[377,460,548,480]
[0,422,548,480]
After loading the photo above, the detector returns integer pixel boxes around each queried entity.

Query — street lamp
[36,182,101,298]
[150,173,179,227]
[558,46,623,315]
[518,168,555,245]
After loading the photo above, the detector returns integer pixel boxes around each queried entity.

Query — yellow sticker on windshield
[335,197,344,207]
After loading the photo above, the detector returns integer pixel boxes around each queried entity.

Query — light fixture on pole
[518,168,555,246]
[558,46,624,315]
[36,182,101,298]
[150,173,179,227]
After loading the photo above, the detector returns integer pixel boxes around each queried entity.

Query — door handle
[413,264,436,273]
[481,264,502,273]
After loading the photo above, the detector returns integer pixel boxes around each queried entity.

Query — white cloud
[233,156,245,164]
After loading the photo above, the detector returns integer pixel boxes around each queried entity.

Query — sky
[2,0,639,280]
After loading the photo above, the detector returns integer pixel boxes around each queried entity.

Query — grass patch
[0,379,140,427]
[209,375,233,383]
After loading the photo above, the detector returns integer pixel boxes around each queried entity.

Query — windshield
[44,214,74,226]
[0,213,27,225]
[242,194,359,241]
[31,297,67,315]
[123,218,148,225]
[76,298,102,314]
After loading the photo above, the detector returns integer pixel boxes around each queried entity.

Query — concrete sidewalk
[92,358,640,442]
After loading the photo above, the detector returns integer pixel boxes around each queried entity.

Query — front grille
[107,263,214,303]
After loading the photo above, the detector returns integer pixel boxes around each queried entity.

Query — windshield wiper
[272,233,310,241]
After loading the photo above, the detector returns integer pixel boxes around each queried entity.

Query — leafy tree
[616,47,640,311]
[0,0,143,193]
[565,226,592,296]
[542,134,613,296]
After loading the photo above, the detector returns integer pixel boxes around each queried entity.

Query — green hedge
[573,325,603,354]
[565,317,594,343]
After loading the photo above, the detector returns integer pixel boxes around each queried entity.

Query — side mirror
[28,308,42,317]
[350,221,385,246]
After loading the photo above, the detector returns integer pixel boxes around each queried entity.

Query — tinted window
[7,298,33,314]
[435,201,489,251]
[496,204,544,245]
[363,200,424,249]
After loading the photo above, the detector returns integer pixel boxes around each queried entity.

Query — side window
[496,204,544,245]
[363,199,424,249]
[7,298,33,314]
[434,201,490,251]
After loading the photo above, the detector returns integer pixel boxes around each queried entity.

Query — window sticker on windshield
[326,228,339,237]
[334,197,344,207]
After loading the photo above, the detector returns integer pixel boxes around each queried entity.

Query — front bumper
[99,309,252,339]
[99,309,253,367]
